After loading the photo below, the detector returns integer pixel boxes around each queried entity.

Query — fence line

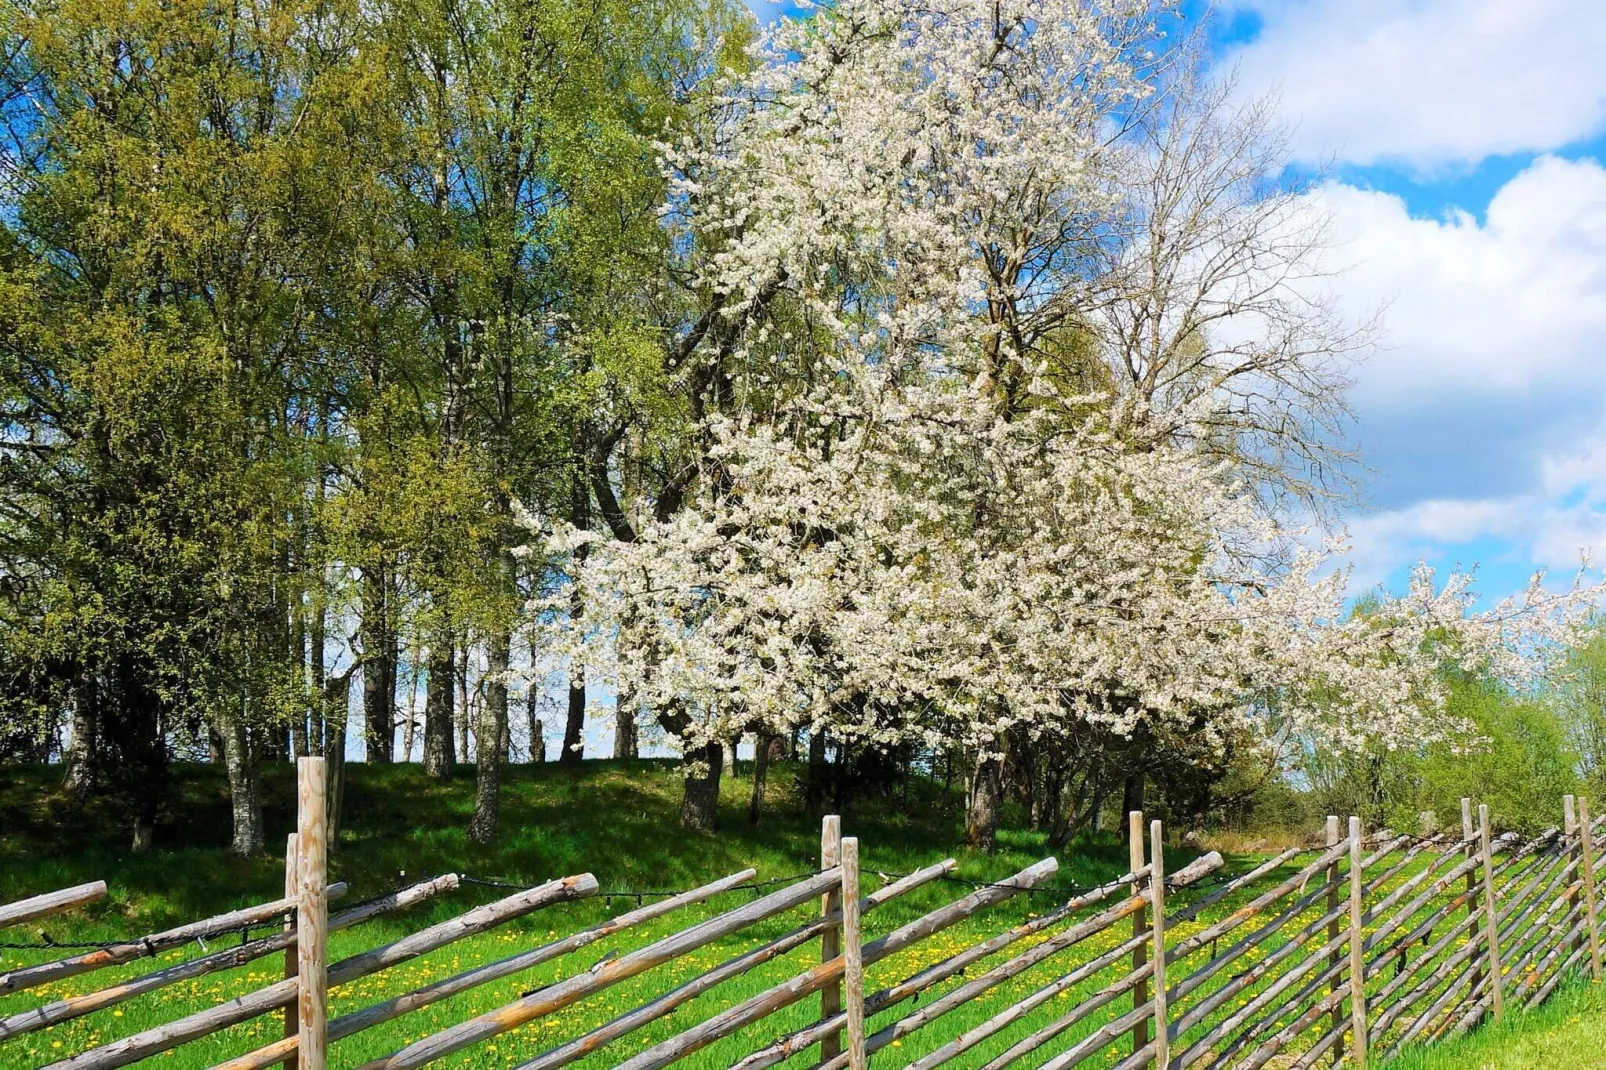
[3,759,1605,1069]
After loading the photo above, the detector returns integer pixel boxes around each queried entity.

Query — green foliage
[1300,672,1577,836]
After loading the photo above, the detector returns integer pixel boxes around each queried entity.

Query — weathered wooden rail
[1,759,1602,1069]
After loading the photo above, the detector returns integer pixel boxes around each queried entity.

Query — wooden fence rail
[4,762,1606,1070]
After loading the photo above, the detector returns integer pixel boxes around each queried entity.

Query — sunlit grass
[0,763,1591,1070]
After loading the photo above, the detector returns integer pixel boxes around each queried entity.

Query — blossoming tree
[530,0,1604,836]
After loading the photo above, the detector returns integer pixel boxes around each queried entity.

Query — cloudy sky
[741,0,1606,603]
[1211,0,1606,600]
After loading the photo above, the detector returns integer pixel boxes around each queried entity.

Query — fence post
[840,836,867,1070]
[1478,803,1504,1021]
[1566,795,1583,961]
[1347,816,1368,1070]
[1129,810,1148,1057]
[283,832,301,1070]
[1579,796,1603,982]
[1463,798,1481,998]
[1149,819,1169,1070]
[297,756,328,1070]
[1325,814,1342,1066]
[820,814,843,1063]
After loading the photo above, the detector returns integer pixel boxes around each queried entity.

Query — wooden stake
[1128,811,1148,1056]
[297,757,328,1070]
[283,833,300,1070]
[1580,796,1603,982]
[1347,816,1368,1070]
[840,837,866,1070]
[1325,815,1342,1067]
[820,814,843,1063]
[1463,798,1482,999]
[1478,803,1504,1021]
[1567,795,1584,961]
[1149,819,1169,1070]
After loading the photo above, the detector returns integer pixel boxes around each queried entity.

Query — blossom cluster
[525,0,1603,759]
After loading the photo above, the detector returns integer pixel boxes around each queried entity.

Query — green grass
[1381,980,1606,1069]
[0,762,1592,1070]
[0,760,1143,1070]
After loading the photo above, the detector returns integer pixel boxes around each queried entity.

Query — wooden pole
[1347,816,1368,1070]
[1478,803,1504,1021]
[1128,811,1148,1057]
[1325,815,1341,1066]
[1579,796,1603,982]
[0,882,107,928]
[1149,819,1169,1070]
[1463,798,1481,1000]
[283,833,300,1070]
[840,837,867,1070]
[297,757,328,1070]
[1566,795,1583,962]
[821,815,843,1064]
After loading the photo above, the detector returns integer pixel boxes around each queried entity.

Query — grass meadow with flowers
[3,759,1599,1070]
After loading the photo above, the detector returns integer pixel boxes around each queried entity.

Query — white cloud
[1307,155,1606,407]
[1222,0,1606,167]
[1285,156,1606,591]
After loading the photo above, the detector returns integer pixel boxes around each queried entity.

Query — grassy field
[1382,979,1606,1069]
[0,760,1590,1070]
[0,759,1143,1069]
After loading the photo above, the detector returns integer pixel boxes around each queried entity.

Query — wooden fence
[1,756,1603,1069]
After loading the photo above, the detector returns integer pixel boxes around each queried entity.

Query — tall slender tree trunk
[64,667,99,795]
[748,731,774,826]
[456,643,472,762]
[324,668,353,847]
[310,597,326,759]
[423,632,456,778]
[561,475,589,765]
[361,564,395,763]
[401,658,420,761]
[219,705,264,857]
[680,740,723,830]
[966,752,1004,851]
[526,632,544,762]
[470,619,511,843]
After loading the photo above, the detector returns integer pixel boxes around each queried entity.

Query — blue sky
[744,0,1606,605]
[1207,0,1606,600]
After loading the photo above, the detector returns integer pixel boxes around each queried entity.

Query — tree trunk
[470,626,510,843]
[324,668,353,847]
[679,740,723,830]
[561,661,585,764]
[966,753,1005,851]
[401,658,419,761]
[526,662,544,762]
[219,707,264,857]
[360,565,395,763]
[423,634,456,778]
[108,655,166,853]
[1088,754,1108,832]
[613,686,638,759]
[456,643,472,762]
[1121,770,1146,818]
[805,729,828,815]
[63,667,99,796]
[748,731,774,826]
